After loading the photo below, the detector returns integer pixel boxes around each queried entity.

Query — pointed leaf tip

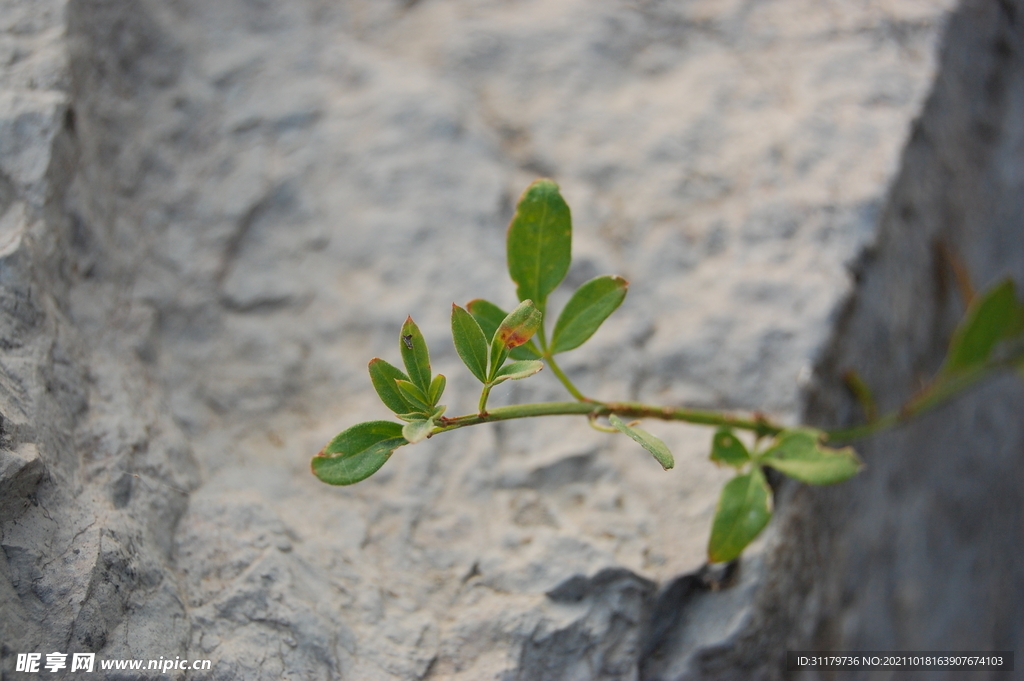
[760,429,862,485]
[707,467,772,563]
[609,414,674,470]
[452,304,489,383]
[507,179,572,307]
[489,300,543,379]
[492,359,544,384]
[550,275,629,354]
[942,278,1022,376]
[313,421,406,485]
[710,427,751,468]
[467,298,541,359]
[368,358,413,414]
[400,317,432,392]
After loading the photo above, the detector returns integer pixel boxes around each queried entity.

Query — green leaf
[368,358,413,414]
[492,360,544,385]
[760,429,862,485]
[400,316,432,392]
[466,299,541,359]
[942,278,1023,375]
[428,374,446,406]
[489,300,543,380]
[710,427,750,468]
[395,379,432,412]
[452,304,489,382]
[312,421,406,485]
[402,418,434,444]
[550,275,628,354]
[608,414,674,470]
[707,467,772,563]
[507,178,572,308]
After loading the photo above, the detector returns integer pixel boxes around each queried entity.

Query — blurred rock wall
[6,1,1015,680]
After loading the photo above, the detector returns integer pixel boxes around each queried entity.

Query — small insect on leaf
[609,414,674,470]
[400,317,432,393]
[709,427,751,468]
[312,421,406,485]
[707,466,772,563]
[759,428,862,485]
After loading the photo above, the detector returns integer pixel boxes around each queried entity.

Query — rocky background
[2,0,1020,679]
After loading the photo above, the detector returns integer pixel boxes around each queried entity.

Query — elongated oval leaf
[942,278,1023,375]
[708,467,772,563]
[400,316,431,392]
[492,360,544,385]
[466,299,541,359]
[312,421,406,485]
[609,414,674,470]
[395,379,432,412]
[760,429,862,485]
[507,179,572,307]
[452,304,489,382]
[710,427,750,468]
[402,418,434,444]
[368,358,413,414]
[550,275,628,354]
[489,300,543,380]
[428,374,446,406]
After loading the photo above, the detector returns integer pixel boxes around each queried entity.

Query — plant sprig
[313,179,1024,563]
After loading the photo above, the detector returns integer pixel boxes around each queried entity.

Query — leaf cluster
[312,178,1024,565]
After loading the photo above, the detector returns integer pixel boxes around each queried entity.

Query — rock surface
[8,0,1017,679]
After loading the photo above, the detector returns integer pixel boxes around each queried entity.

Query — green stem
[450,352,1022,445]
[478,383,494,414]
[545,354,588,401]
[535,315,548,353]
[824,362,997,442]
[436,398,783,438]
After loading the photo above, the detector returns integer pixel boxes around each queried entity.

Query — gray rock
[645,1,1024,677]
[10,0,1011,679]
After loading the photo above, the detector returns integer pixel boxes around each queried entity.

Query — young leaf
[942,278,1023,375]
[400,316,432,392]
[489,300,543,380]
[402,418,434,444]
[609,414,674,470]
[710,427,750,468]
[707,467,772,563]
[507,178,572,308]
[550,275,628,354]
[395,379,432,412]
[428,374,446,406]
[760,429,862,485]
[492,360,544,385]
[368,358,413,414]
[452,304,489,382]
[466,298,541,359]
[312,421,406,485]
